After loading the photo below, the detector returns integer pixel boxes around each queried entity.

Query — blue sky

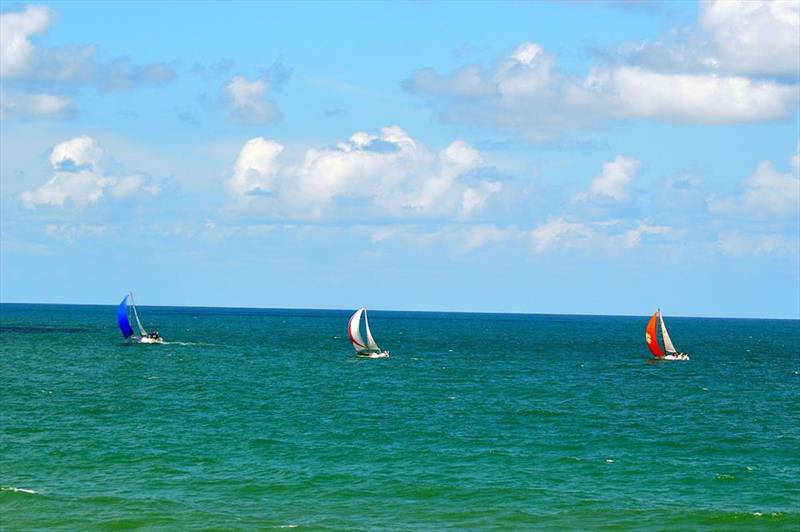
[1,0,798,318]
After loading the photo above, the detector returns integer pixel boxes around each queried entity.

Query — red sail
[645,311,664,357]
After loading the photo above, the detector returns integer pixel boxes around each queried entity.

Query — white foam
[279,526,298,529]
[165,341,216,346]
[606,459,614,464]
[1,486,39,494]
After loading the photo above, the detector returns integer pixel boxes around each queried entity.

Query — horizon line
[0,300,797,322]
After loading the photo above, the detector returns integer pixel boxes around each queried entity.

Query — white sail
[364,310,380,352]
[129,292,148,337]
[659,310,677,354]
[348,308,368,353]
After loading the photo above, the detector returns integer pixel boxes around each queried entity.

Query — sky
[0,0,798,318]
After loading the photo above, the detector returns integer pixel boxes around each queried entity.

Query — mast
[129,292,148,337]
[658,310,678,354]
[364,310,380,352]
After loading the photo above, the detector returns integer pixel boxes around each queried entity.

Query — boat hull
[358,351,389,359]
[662,354,689,361]
[139,337,164,344]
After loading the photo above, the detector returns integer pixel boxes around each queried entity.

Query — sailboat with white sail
[118,292,164,344]
[645,309,688,360]
[348,308,389,358]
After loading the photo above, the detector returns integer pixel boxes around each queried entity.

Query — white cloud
[230,137,284,195]
[531,217,674,253]
[44,223,109,243]
[717,231,799,257]
[49,134,101,170]
[21,169,112,208]
[701,0,800,75]
[0,91,72,119]
[598,66,797,123]
[1,4,176,121]
[531,218,596,252]
[709,149,800,219]
[406,24,799,134]
[573,156,640,203]
[461,181,503,218]
[0,4,53,78]
[224,75,280,124]
[20,135,160,208]
[623,221,673,248]
[229,127,501,221]
[110,175,159,200]
[459,224,519,252]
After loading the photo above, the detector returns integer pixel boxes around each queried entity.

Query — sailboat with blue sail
[118,293,163,344]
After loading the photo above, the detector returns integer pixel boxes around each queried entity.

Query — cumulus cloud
[0,4,176,120]
[405,2,799,136]
[230,137,284,195]
[0,4,53,78]
[223,75,281,124]
[228,126,501,221]
[708,148,800,220]
[405,40,798,136]
[700,0,800,76]
[20,135,160,207]
[591,66,796,123]
[573,156,640,203]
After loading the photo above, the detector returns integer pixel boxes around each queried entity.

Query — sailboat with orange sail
[645,309,689,360]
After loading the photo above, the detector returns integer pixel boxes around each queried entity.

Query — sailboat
[348,308,389,358]
[645,309,688,360]
[118,293,164,344]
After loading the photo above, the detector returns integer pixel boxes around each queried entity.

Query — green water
[1,304,799,529]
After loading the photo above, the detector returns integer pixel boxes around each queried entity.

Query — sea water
[1,304,798,529]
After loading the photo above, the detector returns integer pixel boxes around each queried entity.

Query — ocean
[1,303,798,530]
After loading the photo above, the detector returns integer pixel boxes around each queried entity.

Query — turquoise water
[1,303,799,530]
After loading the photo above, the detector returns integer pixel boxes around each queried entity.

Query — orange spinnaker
[645,311,664,357]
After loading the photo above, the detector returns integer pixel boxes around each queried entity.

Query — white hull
[139,337,164,344]
[663,353,689,361]
[358,351,389,359]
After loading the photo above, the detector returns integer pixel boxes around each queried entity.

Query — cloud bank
[1,4,176,119]
[404,1,799,137]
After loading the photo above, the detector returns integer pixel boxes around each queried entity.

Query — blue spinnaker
[117,294,134,338]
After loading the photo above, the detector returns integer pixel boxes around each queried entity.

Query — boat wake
[162,341,218,347]
[1,486,39,495]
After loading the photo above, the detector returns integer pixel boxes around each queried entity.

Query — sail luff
[348,308,367,353]
[659,310,677,354]
[364,310,380,352]
[645,310,664,357]
[129,292,148,337]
